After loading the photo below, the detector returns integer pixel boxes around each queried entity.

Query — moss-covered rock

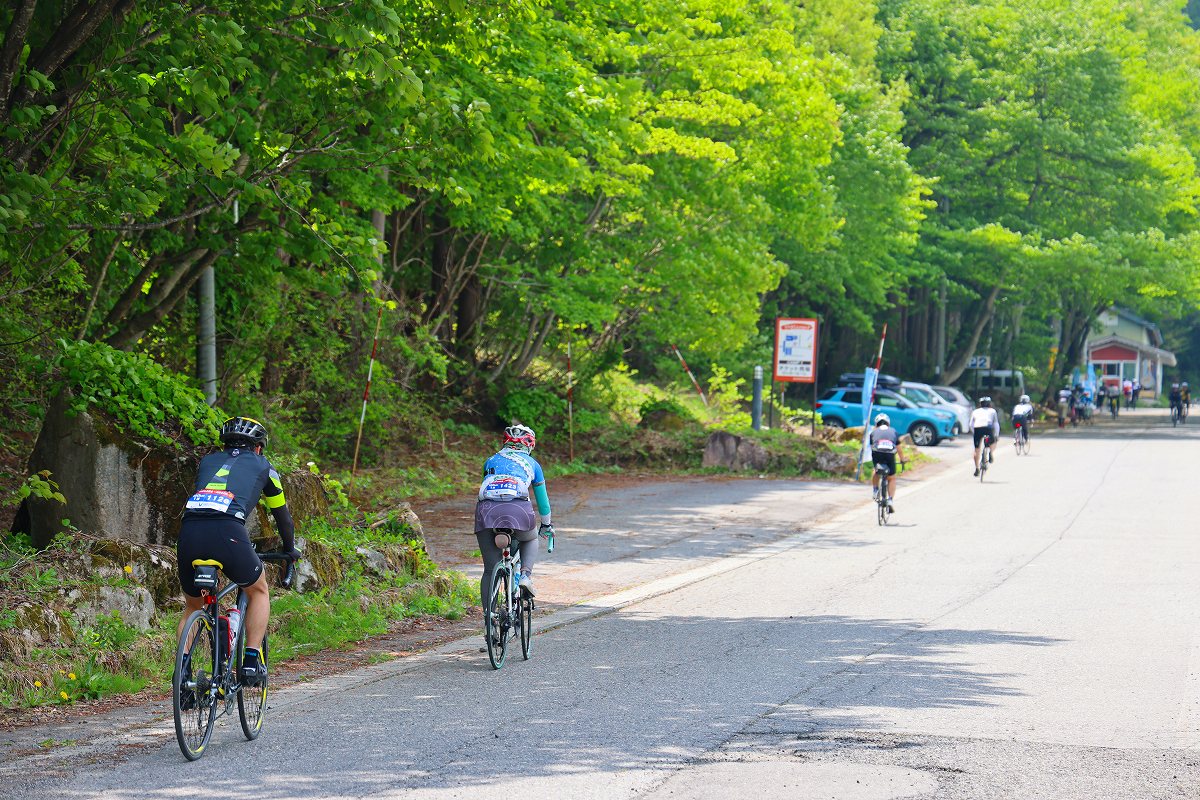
[291,536,345,593]
[702,430,854,476]
[21,393,333,548]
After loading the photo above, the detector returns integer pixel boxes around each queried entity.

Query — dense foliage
[2,0,1200,475]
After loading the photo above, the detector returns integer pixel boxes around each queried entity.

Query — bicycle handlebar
[256,552,297,589]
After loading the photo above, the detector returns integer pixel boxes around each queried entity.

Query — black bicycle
[978,434,993,482]
[874,463,893,526]
[1172,403,1182,426]
[172,552,295,761]
[484,526,553,669]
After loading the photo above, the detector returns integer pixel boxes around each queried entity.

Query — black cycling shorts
[177,516,263,596]
[871,452,896,474]
[973,427,995,448]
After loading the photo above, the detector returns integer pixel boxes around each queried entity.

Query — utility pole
[197,200,229,405]
[935,277,947,380]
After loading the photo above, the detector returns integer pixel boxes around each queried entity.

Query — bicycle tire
[486,566,510,669]
[520,593,533,660]
[237,629,268,740]
[174,609,218,761]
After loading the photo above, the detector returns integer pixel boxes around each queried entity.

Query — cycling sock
[242,647,261,668]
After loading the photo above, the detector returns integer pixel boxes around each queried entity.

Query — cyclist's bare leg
[242,572,270,651]
[887,473,897,499]
[872,470,881,491]
[177,593,204,638]
[973,444,982,470]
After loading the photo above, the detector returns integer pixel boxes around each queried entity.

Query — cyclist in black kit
[176,417,300,687]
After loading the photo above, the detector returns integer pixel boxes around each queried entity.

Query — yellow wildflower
[124,565,133,574]
[59,691,68,700]
[34,681,42,688]
[68,672,76,681]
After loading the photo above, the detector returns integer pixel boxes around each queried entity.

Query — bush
[55,340,223,447]
[637,397,696,421]
[498,386,567,433]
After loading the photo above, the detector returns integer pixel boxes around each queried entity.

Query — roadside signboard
[773,318,818,383]
[967,355,990,369]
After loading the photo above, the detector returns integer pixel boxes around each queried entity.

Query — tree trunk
[943,284,1002,384]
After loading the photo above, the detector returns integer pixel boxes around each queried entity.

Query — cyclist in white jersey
[1011,395,1034,445]
[970,396,1000,476]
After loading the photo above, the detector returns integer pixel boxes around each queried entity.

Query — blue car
[815,387,958,446]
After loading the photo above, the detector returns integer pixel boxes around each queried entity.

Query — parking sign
[774,318,818,383]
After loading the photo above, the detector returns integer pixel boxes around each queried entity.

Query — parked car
[899,381,970,434]
[815,387,958,446]
[932,384,972,408]
[835,372,901,390]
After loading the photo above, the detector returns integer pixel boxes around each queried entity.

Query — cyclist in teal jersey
[474,424,554,601]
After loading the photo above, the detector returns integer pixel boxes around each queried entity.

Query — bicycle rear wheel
[519,593,533,659]
[237,631,268,740]
[174,610,218,761]
[485,566,510,669]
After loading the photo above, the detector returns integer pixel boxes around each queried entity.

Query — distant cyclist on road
[1012,394,1034,445]
[869,413,903,513]
[474,424,554,604]
[177,417,300,689]
[970,397,1000,477]
[1170,383,1184,422]
[1183,382,1191,413]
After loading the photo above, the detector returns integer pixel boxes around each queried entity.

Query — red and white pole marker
[348,306,384,502]
[567,338,575,462]
[671,344,708,407]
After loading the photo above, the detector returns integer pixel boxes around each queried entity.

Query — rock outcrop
[701,430,854,475]
[21,394,331,548]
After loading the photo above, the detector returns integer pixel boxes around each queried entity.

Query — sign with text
[968,355,990,369]
[773,318,818,383]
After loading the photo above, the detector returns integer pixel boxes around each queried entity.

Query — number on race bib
[185,489,235,513]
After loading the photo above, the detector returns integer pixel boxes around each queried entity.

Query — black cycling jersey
[184,447,294,549]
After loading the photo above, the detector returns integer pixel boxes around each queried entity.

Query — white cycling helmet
[874,413,890,426]
[1019,394,1030,404]
[502,424,537,453]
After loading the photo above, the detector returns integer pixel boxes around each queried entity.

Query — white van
[963,369,1025,398]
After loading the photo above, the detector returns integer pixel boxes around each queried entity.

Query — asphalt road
[6,408,1199,799]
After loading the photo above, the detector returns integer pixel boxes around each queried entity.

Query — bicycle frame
[185,580,246,711]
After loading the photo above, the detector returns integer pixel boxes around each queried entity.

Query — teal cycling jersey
[479,448,550,517]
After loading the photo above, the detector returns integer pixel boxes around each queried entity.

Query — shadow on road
[54,612,1062,800]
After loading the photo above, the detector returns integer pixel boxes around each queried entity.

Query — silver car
[932,384,975,433]
[900,381,970,434]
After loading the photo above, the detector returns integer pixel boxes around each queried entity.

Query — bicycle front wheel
[237,631,268,740]
[485,567,510,669]
[174,610,218,761]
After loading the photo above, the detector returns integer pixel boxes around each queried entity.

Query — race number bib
[186,489,235,513]
[479,474,527,501]
[874,439,896,452]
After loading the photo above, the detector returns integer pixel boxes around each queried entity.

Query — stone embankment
[3,399,431,667]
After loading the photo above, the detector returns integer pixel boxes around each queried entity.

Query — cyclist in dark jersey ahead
[177,417,299,687]
[474,424,553,603]
[869,414,900,512]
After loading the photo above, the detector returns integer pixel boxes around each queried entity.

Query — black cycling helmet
[220,416,268,448]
